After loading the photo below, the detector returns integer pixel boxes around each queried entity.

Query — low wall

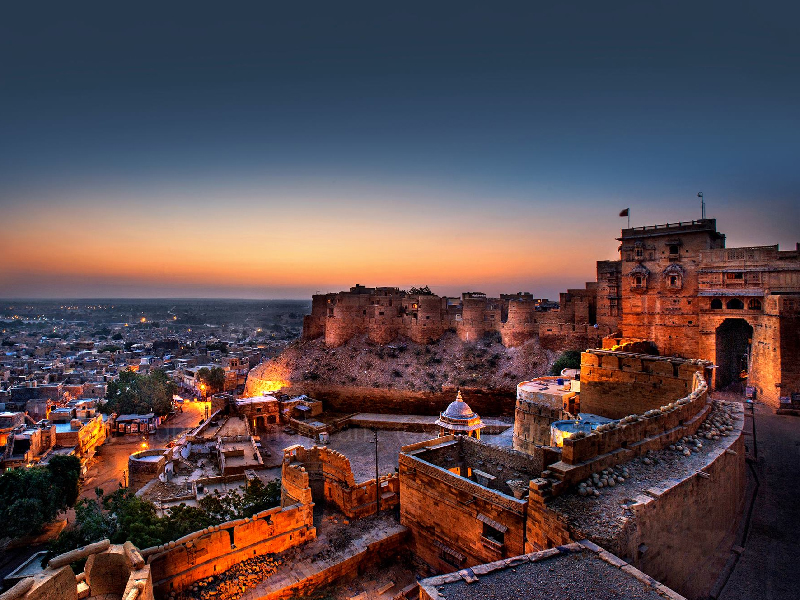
[279,384,517,417]
[255,527,409,599]
[145,503,315,597]
[544,372,709,493]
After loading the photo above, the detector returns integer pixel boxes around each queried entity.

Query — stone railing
[540,371,710,496]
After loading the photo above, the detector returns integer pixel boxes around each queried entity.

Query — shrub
[550,350,582,375]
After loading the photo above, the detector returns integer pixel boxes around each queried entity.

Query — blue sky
[1,2,798,299]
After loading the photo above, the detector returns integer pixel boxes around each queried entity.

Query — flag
[619,208,629,217]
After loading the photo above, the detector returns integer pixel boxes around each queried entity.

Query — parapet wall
[544,371,710,493]
[579,350,713,419]
[145,502,315,597]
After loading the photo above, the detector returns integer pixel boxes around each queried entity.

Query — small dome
[442,391,476,419]
[436,390,484,433]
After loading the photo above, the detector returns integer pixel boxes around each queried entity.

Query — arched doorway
[715,318,753,391]
[254,416,265,430]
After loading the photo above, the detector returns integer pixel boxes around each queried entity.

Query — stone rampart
[145,502,315,597]
[579,349,713,419]
[279,383,516,417]
[542,370,710,493]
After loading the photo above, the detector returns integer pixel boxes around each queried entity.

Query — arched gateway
[715,318,753,391]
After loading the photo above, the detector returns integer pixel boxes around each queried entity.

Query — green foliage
[0,457,82,539]
[103,369,177,416]
[111,332,124,340]
[47,455,82,507]
[550,350,582,375]
[197,366,226,394]
[47,479,281,559]
[241,479,281,517]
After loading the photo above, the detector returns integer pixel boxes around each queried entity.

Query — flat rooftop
[517,378,575,397]
[419,542,684,600]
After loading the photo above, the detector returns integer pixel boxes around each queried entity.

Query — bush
[550,350,582,375]
[0,455,82,539]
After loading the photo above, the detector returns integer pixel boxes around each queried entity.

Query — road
[78,401,208,501]
[718,402,800,600]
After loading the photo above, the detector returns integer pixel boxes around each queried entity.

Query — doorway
[715,318,753,391]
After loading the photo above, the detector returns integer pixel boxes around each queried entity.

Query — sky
[1,1,798,300]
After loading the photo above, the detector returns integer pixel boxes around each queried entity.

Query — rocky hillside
[246,331,557,396]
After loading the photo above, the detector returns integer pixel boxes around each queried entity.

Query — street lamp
[372,428,379,515]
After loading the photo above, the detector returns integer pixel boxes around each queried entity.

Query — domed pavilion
[435,390,484,439]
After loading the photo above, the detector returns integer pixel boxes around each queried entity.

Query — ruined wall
[255,527,408,600]
[283,444,399,519]
[146,502,315,597]
[579,350,712,420]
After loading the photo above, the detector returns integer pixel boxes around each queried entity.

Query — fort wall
[145,502,315,597]
[280,383,517,417]
[302,286,603,351]
[619,432,746,599]
[579,350,713,419]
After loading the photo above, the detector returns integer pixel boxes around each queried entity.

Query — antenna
[697,192,705,219]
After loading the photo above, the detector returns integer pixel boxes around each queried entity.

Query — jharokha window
[629,264,650,291]
[662,264,685,290]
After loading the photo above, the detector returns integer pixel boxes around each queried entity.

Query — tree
[550,350,582,375]
[409,285,433,295]
[47,455,82,507]
[0,458,82,539]
[198,366,226,394]
[103,369,176,416]
[46,479,281,560]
